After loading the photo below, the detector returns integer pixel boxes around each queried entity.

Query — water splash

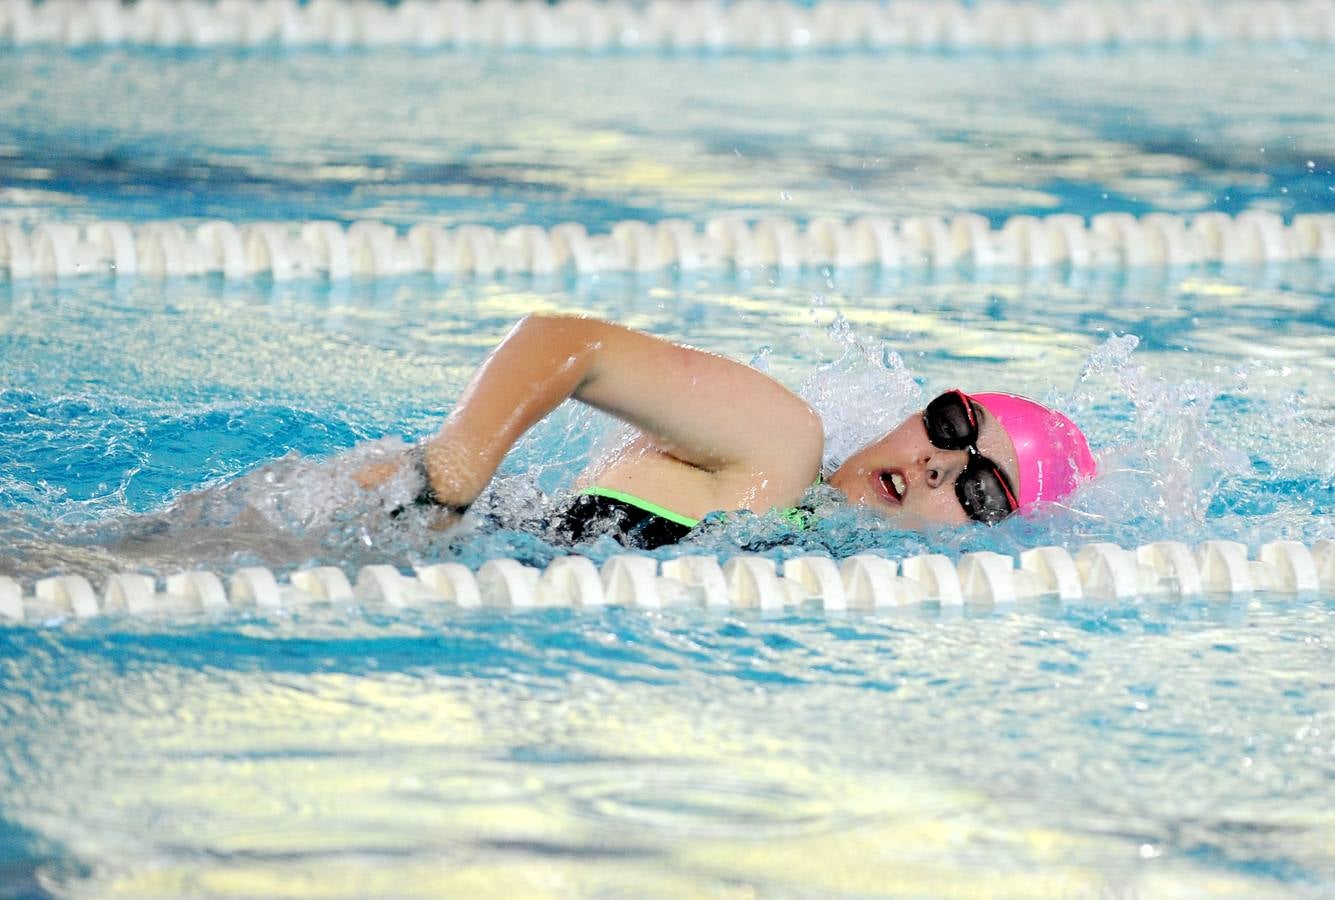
[800,313,921,474]
[1059,332,1327,547]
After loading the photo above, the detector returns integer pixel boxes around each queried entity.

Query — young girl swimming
[356,314,1096,548]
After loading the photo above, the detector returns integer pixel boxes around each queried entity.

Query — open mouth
[875,469,906,505]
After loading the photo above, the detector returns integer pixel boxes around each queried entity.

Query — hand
[357,444,471,530]
[354,457,406,491]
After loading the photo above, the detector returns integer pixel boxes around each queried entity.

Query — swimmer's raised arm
[357,314,824,516]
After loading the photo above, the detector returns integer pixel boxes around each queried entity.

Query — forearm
[418,314,598,507]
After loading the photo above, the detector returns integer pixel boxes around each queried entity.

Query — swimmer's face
[828,405,1020,526]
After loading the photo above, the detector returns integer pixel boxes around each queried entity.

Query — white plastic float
[3,211,1332,283]
[3,0,1333,50]
[1,539,1328,623]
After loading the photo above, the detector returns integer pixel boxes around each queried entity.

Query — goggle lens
[924,390,978,450]
[924,390,1019,525]
[956,459,1017,525]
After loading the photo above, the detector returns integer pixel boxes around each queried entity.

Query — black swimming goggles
[923,390,1019,525]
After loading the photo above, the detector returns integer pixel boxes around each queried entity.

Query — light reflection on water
[0,599,1330,896]
[2,49,1332,226]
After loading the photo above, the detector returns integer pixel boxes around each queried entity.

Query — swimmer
[355,314,1096,548]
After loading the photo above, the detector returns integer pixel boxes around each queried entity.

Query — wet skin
[827,405,1020,526]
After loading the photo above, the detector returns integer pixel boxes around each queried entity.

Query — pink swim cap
[971,392,1096,509]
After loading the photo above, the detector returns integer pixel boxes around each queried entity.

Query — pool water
[1,596,1331,896]
[3,48,1333,227]
[2,21,1334,899]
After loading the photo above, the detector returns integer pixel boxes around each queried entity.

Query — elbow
[508,313,586,355]
[512,311,557,338]
[515,311,596,332]
[513,312,597,350]
[512,311,574,338]
[505,313,604,394]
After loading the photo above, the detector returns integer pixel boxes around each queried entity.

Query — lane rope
[2,539,1330,621]
[2,0,1333,51]
[3,210,1333,281]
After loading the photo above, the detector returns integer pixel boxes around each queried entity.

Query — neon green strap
[780,506,815,530]
[578,486,700,528]
[580,480,822,532]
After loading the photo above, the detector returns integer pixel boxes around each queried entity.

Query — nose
[919,448,969,489]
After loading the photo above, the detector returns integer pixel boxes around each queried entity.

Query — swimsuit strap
[577,486,700,528]
[580,486,819,532]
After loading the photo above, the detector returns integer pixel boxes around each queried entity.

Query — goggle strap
[978,457,1018,512]
[949,389,977,430]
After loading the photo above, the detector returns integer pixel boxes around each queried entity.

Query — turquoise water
[1,596,1331,896]
[1,36,1334,898]
[2,49,1333,227]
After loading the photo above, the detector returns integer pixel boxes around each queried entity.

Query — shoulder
[783,403,826,478]
[720,400,825,510]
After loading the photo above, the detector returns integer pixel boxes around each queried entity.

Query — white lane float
[4,0,1334,50]
[4,211,1332,283]
[1,539,1327,623]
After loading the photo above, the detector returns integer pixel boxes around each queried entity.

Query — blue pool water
[2,29,1334,898]
[2,48,1333,227]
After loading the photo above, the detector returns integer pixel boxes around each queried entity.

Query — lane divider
[2,211,1332,282]
[2,0,1333,51]
[2,539,1331,621]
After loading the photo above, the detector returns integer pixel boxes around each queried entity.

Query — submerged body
[358,314,1095,545]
